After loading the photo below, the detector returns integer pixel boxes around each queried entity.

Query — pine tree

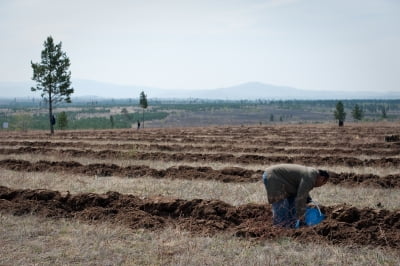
[57,112,68,130]
[381,105,388,119]
[31,36,73,134]
[334,101,346,126]
[110,115,115,128]
[351,104,364,121]
[139,91,148,128]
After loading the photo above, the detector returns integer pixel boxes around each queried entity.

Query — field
[3,99,400,131]
[1,122,400,265]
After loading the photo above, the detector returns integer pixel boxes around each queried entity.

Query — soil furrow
[0,159,261,183]
[1,147,400,167]
[0,186,399,248]
[1,159,400,188]
[2,136,396,149]
[1,140,399,156]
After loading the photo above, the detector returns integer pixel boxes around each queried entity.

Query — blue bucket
[305,202,325,226]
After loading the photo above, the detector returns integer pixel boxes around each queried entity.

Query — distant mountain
[188,82,308,100]
[70,80,399,100]
[199,82,400,100]
[0,80,399,100]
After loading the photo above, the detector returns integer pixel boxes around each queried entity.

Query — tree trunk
[338,120,344,127]
[49,92,54,134]
[142,108,144,129]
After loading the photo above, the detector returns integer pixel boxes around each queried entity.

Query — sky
[0,0,399,95]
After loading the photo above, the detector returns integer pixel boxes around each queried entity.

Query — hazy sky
[1,0,399,93]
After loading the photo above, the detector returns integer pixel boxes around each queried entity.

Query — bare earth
[1,122,400,253]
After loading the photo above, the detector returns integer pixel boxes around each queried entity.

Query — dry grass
[1,213,399,266]
[2,143,398,162]
[312,184,400,210]
[1,169,399,210]
[3,137,397,160]
[2,153,400,176]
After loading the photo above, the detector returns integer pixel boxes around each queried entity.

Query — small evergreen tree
[139,91,148,128]
[57,112,68,130]
[31,36,73,134]
[334,101,346,126]
[351,104,364,121]
[110,115,115,128]
[381,105,388,119]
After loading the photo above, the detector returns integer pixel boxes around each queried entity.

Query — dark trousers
[271,197,297,228]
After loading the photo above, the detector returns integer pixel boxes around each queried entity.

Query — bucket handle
[310,200,322,216]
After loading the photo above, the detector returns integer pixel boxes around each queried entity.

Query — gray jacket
[264,164,318,218]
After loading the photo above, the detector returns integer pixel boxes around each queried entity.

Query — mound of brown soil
[0,159,261,183]
[2,159,400,188]
[1,186,399,248]
[3,145,400,167]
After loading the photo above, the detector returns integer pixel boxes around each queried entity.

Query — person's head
[315,169,329,187]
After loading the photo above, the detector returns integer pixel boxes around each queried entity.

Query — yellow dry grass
[1,153,400,176]
[1,169,399,210]
[1,213,399,266]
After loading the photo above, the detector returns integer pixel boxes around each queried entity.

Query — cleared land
[1,122,400,264]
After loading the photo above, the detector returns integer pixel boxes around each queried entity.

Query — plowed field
[1,123,400,250]
[1,186,400,248]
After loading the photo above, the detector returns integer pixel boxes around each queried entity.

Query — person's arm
[295,178,314,220]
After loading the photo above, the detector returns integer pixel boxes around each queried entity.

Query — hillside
[1,80,399,100]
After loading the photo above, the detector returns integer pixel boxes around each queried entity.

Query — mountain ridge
[1,80,399,100]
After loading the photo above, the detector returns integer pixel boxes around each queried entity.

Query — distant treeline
[1,98,399,131]
[2,98,400,111]
[0,111,168,131]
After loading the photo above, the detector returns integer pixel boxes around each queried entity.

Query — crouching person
[262,164,329,228]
